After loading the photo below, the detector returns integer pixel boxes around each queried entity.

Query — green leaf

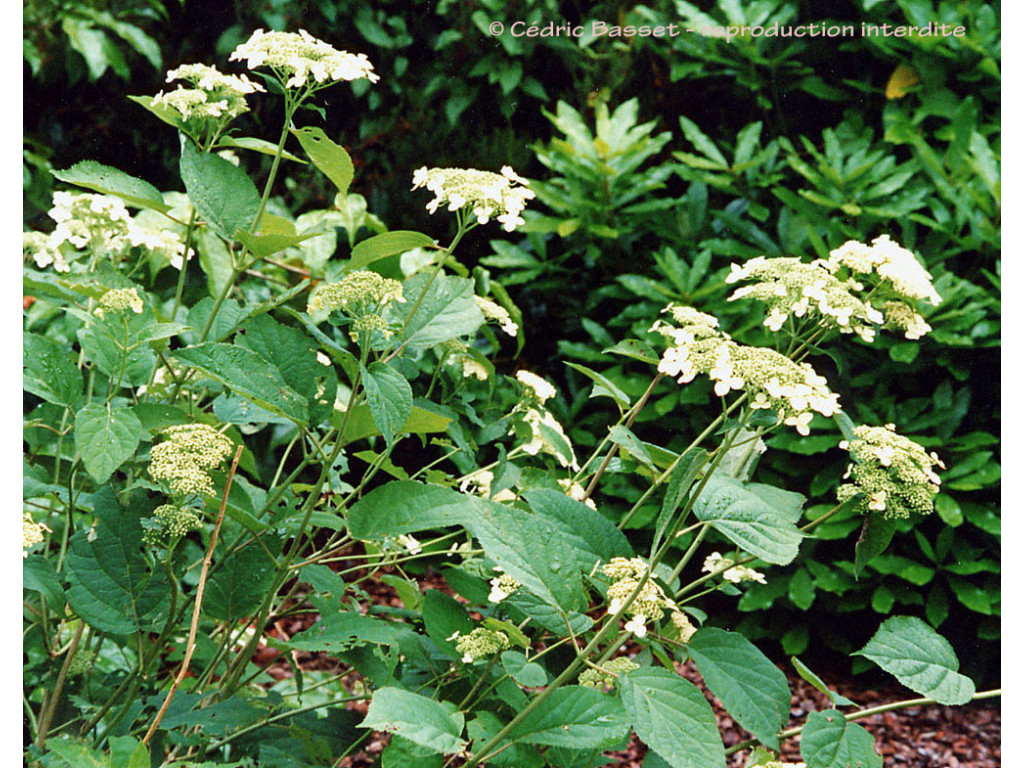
[500,651,548,687]
[217,135,307,164]
[24,334,83,408]
[350,231,437,271]
[234,218,317,258]
[621,667,726,768]
[508,686,630,749]
[361,362,413,446]
[65,488,170,634]
[686,628,790,749]
[382,735,445,768]
[285,612,412,654]
[467,712,544,768]
[23,555,66,607]
[127,94,188,132]
[800,709,882,768]
[51,160,171,213]
[853,615,975,704]
[692,474,804,565]
[349,481,629,612]
[361,688,467,754]
[608,425,655,470]
[422,589,474,658]
[36,737,109,768]
[853,513,898,578]
[396,273,484,349]
[335,404,451,444]
[204,541,279,620]
[791,657,856,707]
[74,403,143,483]
[179,138,260,240]
[564,362,630,409]
[291,126,355,196]
[172,343,308,424]
[655,448,709,551]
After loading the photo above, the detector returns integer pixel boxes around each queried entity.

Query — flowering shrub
[22,27,998,768]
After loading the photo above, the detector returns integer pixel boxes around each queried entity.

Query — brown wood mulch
[257,565,1000,768]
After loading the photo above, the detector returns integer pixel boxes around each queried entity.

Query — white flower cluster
[449,627,510,663]
[94,287,144,319]
[702,552,767,584]
[153,63,265,122]
[229,28,379,89]
[143,503,203,546]
[727,236,941,342]
[412,166,535,232]
[488,573,521,603]
[602,557,678,639]
[838,424,944,519]
[149,423,235,498]
[510,371,579,469]
[652,304,840,435]
[27,191,186,272]
[475,296,519,336]
[306,270,405,327]
[23,513,50,557]
[579,656,639,690]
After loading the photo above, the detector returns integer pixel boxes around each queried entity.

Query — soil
[257,563,1000,768]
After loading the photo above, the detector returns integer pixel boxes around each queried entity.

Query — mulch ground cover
[258,559,1000,768]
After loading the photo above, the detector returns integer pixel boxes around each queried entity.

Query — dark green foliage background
[25,0,999,684]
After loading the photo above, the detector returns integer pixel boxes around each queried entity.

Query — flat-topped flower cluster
[229,28,379,89]
[412,166,536,232]
[726,235,941,341]
[153,63,265,122]
[651,304,840,436]
[149,424,235,499]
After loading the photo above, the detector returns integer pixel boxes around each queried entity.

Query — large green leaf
[654,448,708,551]
[172,343,308,424]
[74,403,143,484]
[800,709,882,768]
[361,362,413,446]
[685,628,790,749]
[508,686,630,749]
[24,334,83,408]
[51,160,171,213]
[285,611,413,653]
[336,403,452,444]
[237,314,336,426]
[620,667,726,768]
[396,273,484,349]
[422,589,474,659]
[361,688,467,754]
[692,474,804,565]
[179,138,260,240]
[65,488,171,634]
[349,481,630,612]
[292,126,354,196]
[853,616,975,705]
[349,231,437,271]
[203,540,280,621]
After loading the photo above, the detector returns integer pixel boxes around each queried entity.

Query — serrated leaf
[361,688,467,754]
[361,362,413,446]
[292,126,354,196]
[65,488,170,634]
[180,138,260,240]
[74,403,143,483]
[853,512,897,578]
[508,686,630,749]
[609,425,655,470]
[24,334,83,408]
[422,589,474,658]
[217,135,307,163]
[621,667,726,768]
[686,628,790,749]
[172,343,308,424]
[501,651,548,687]
[853,615,975,704]
[396,273,484,349]
[51,160,170,213]
[692,474,804,565]
[204,540,279,620]
[800,709,882,768]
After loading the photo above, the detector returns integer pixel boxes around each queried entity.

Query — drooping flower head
[229,29,379,90]
[837,424,944,519]
[412,166,535,231]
